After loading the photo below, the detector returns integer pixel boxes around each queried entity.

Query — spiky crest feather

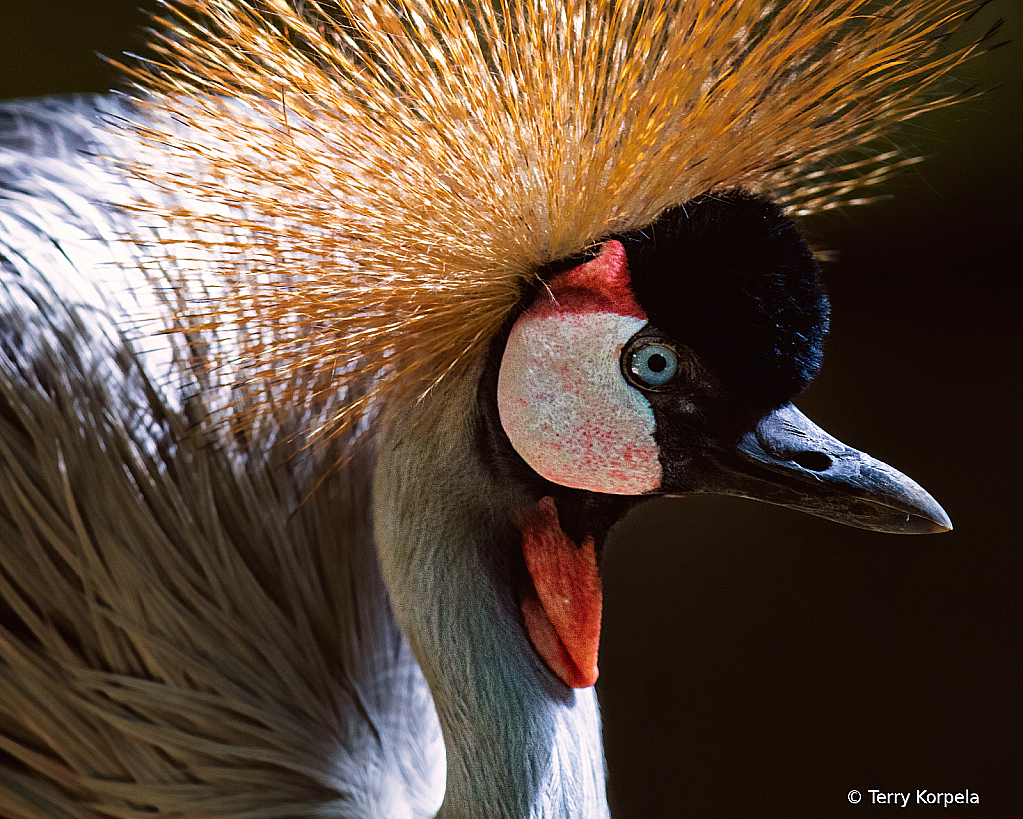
[120,0,984,439]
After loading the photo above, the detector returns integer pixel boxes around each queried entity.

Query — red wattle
[520,496,602,688]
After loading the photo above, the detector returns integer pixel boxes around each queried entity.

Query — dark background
[1,2,1019,817]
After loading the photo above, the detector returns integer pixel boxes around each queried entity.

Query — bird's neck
[372,367,613,819]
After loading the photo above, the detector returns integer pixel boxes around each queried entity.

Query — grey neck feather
[373,362,611,819]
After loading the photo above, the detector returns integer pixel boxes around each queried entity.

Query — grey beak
[700,403,952,534]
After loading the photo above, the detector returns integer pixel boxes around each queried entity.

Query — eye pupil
[647,354,667,373]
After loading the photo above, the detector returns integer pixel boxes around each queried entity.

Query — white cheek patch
[497,312,661,494]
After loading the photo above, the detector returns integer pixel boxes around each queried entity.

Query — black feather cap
[615,191,830,411]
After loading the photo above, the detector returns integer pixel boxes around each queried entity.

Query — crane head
[495,192,950,688]
[498,191,949,534]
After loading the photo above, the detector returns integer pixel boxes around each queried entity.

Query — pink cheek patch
[497,242,662,495]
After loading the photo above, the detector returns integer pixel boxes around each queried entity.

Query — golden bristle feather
[118,0,986,440]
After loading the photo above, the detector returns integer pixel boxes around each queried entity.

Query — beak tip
[910,503,952,535]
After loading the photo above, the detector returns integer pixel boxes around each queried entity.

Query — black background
[1,2,1019,817]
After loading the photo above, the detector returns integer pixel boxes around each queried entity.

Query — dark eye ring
[623,342,679,389]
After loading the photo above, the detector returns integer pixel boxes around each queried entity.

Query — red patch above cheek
[526,240,647,320]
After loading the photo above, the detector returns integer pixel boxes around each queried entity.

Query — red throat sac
[519,496,602,688]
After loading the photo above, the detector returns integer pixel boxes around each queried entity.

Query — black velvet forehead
[611,191,829,409]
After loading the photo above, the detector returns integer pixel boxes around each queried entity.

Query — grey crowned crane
[0,1,990,817]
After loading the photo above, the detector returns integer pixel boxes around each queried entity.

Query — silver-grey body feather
[0,95,450,819]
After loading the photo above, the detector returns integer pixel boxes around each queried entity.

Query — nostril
[790,451,832,472]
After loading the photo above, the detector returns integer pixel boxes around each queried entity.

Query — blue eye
[626,343,678,387]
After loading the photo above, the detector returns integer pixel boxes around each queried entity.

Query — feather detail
[114,0,987,439]
[0,303,443,817]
